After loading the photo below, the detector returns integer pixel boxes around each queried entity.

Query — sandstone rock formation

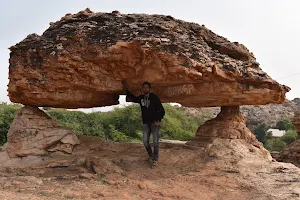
[5,9,293,163]
[187,106,269,158]
[8,9,289,108]
[279,140,300,167]
[4,106,80,157]
[0,135,299,199]
[278,109,300,166]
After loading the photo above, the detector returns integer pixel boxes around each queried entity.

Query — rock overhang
[8,8,290,108]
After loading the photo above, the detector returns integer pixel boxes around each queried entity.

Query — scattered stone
[13,176,43,185]
[138,182,146,190]
[79,173,96,179]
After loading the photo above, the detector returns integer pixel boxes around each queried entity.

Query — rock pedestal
[5,9,290,157]
[4,106,80,158]
[188,106,263,149]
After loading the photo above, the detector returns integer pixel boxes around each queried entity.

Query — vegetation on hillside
[1,102,297,153]
[254,119,298,152]
[0,103,22,146]
[0,103,213,145]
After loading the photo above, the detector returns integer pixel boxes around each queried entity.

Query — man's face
[142,84,151,94]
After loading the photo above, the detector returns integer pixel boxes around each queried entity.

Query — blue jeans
[143,123,160,161]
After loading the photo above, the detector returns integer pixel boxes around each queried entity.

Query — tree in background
[270,138,287,152]
[0,103,22,145]
[159,104,201,141]
[47,109,93,136]
[98,105,142,141]
[254,123,271,144]
[264,119,297,152]
[276,119,295,131]
[280,130,298,145]
[47,103,209,142]
[0,103,214,145]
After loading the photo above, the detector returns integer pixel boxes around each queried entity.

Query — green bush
[0,103,22,145]
[160,104,200,140]
[47,104,210,141]
[269,138,287,152]
[0,103,212,145]
[254,123,271,144]
[276,119,295,131]
[47,109,93,135]
[280,130,298,145]
[108,124,129,142]
[100,105,143,140]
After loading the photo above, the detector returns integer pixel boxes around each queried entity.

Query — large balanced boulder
[8,9,289,108]
[5,9,291,161]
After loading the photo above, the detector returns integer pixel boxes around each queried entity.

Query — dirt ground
[0,136,299,200]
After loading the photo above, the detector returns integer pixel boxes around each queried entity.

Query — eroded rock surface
[279,140,300,167]
[187,106,268,156]
[0,136,299,200]
[5,106,80,157]
[8,9,289,108]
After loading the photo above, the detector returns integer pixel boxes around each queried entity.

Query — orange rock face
[8,9,289,108]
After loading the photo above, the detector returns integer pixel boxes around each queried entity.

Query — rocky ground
[0,136,299,200]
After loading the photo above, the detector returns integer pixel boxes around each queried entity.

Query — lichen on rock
[8,9,289,108]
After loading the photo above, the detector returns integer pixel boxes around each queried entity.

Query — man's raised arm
[126,89,140,103]
[122,80,140,103]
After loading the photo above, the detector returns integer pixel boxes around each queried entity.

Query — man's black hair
[142,82,151,88]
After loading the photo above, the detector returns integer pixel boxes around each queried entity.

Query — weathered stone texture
[187,106,265,152]
[5,106,80,157]
[8,9,289,108]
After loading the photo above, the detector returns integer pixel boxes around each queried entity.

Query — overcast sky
[1,0,299,111]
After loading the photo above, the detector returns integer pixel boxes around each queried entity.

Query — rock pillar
[4,106,80,157]
[187,106,261,148]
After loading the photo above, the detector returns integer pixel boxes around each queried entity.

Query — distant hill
[177,98,300,131]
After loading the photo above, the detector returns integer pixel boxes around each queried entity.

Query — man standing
[123,81,165,167]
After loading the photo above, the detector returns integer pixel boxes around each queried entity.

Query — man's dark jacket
[126,90,165,124]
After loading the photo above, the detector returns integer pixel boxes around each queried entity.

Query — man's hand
[154,121,160,126]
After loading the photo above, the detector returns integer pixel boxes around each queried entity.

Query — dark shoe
[146,156,153,163]
[151,160,158,168]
